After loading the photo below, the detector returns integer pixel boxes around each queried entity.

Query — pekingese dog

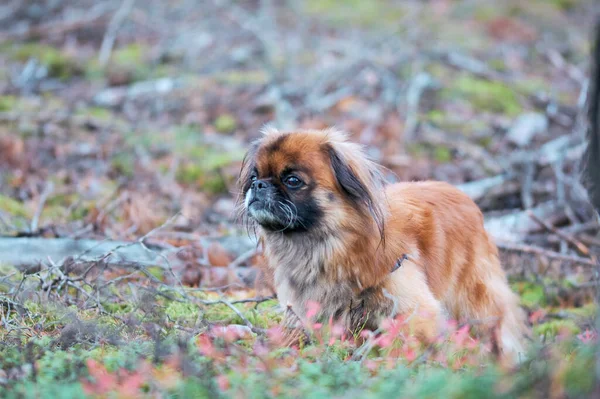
[238,126,530,362]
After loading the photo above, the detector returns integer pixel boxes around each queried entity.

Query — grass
[0,263,598,398]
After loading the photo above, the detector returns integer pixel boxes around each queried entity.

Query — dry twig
[527,210,591,256]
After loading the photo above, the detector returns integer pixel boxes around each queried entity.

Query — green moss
[433,146,452,163]
[305,0,404,28]
[102,302,132,315]
[165,302,198,324]
[245,300,281,329]
[472,5,500,22]
[176,163,201,184]
[533,319,580,338]
[199,150,236,170]
[0,195,29,218]
[112,43,144,65]
[176,163,227,194]
[512,281,546,308]
[444,75,521,116]
[477,136,493,149]
[214,114,237,133]
[548,0,576,10]
[426,110,446,125]
[513,76,548,96]
[201,174,228,194]
[0,95,18,111]
[87,43,154,83]
[111,152,136,178]
[41,204,66,223]
[405,142,453,163]
[146,266,164,281]
[201,302,250,325]
[11,44,81,80]
[406,143,427,158]
[174,132,244,193]
[488,58,507,72]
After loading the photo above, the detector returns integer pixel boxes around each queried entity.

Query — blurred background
[1,0,600,308]
[2,1,600,396]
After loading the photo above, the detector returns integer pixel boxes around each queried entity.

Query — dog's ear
[327,146,373,203]
[324,141,386,239]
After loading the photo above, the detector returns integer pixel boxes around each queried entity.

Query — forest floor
[1,0,600,397]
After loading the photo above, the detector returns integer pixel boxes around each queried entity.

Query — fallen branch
[497,241,597,268]
[485,202,566,243]
[98,0,137,67]
[93,78,184,107]
[527,210,591,256]
[0,237,170,268]
[457,174,513,202]
[196,296,274,306]
[30,182,54,234]
[195,297,268,334]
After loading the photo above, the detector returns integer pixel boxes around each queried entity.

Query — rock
[216,235,256,258]
[507,113,548,147]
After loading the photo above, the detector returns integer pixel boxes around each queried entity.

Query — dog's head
[237,127,386,238]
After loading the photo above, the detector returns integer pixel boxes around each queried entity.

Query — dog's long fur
[239,127,529,362]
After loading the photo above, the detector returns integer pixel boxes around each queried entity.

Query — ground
[0,0,600,397]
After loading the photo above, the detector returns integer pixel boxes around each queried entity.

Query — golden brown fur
[238,127,530,363]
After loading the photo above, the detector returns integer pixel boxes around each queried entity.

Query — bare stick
[30,182,53,233]
[497,241,597,267]
[196,296,274,305]
[99,0,137,67]
[527,210,591,256]
[404,72,434,142]
[221,300,253,330]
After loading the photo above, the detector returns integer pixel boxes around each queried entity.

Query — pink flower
[403,348,417,362]
[305,301,321,320]
[267,326,284,343]
[216,375,230,391]
[197,335,217,358]
[529,309,546,324]
[452,325,470,347]
[578,330,598,344]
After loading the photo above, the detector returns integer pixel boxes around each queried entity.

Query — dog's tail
[583,20,600,213]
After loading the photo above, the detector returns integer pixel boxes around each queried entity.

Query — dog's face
[238,128,386,236]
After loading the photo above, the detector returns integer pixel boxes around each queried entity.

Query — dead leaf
[207,241,233,267]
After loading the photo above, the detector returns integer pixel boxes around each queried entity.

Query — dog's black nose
[251,179,271,192]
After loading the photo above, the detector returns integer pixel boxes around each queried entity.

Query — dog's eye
[284,175,303,188]
[250,174,257,182]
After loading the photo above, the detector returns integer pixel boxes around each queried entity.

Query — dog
[238,126,530,363]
